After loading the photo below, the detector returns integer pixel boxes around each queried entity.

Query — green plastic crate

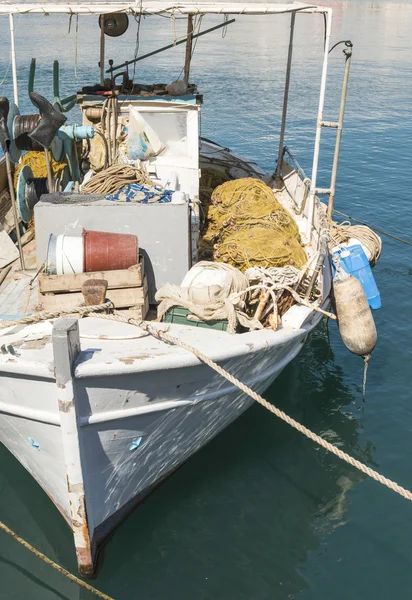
[163,306,228,331]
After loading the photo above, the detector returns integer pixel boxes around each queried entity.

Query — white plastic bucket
[47,234,84,275]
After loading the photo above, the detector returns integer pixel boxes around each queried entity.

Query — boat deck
[0,238,39,318]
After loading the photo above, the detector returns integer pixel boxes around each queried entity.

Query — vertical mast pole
[9,14,19,106]
[326,45,352,221]
[184,14,194,86]
[275,11,296,178]
[100,16,105,86]
[305,8,332,242]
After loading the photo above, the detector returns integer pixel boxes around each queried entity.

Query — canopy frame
[0,3,330,16]
[2,1,334,244]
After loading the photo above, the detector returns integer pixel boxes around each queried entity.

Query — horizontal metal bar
[0,4,332,16]
[107,18,236,73]
[315,188,331,195]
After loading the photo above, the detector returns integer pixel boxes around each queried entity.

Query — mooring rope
[91,311,412,502]
[0,519,115,599]
[0,301,113,329]
[333,209,412,248]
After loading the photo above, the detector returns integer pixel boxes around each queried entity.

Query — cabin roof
[0,2,330,16]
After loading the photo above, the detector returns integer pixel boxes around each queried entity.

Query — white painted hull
[0,310,320,574]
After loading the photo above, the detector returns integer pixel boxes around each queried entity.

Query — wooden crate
[39,256,144,293]
[39,256,148,319]
[116,293,149,321]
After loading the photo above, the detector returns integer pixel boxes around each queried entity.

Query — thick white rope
[0,301,113,330]
[92,311,412,503]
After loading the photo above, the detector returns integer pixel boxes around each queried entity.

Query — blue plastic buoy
[334,244,381,310]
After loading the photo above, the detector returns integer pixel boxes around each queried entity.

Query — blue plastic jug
[333,244,381,310]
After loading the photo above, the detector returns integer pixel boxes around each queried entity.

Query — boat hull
[0,316,312,575]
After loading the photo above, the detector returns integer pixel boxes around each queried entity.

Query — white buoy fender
[333,274,377,356]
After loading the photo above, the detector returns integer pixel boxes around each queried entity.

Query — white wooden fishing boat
[0,1,354,576]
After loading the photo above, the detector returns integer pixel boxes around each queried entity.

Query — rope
[229,282,336,321]
[333,209,412,249]
[89,311,412,503]
[330,219,382,267]
[0,519,114,599]
[0,301,113,330]
[245,263,323,326]
[82,164,152,195]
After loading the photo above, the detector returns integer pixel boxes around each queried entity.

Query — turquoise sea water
[0,1,412,598]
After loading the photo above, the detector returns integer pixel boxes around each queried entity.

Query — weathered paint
[0,305,326,576]
[53,319,94,577]
[0,295,327,576]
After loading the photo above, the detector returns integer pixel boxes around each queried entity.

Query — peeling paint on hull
[0,310,323,575]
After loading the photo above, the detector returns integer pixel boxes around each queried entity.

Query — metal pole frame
[100,16,105,86]
[184,14,194,86]
[326,44,352,221]
[305,7,333,243]
[275,11,296,179]
[107,18,235,74]
[9,13,19,106]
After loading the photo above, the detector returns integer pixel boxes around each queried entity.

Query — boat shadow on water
[0,321,376,600]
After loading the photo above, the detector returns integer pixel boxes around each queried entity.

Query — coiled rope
[82,164,152,195]
[330,220,382,267]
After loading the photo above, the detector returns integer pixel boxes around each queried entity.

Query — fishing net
[200,177,307,270]
[215,224,307,270]
[199,167,231,204]
[13,151,68,188]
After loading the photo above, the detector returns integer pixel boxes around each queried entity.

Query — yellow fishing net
[215,224,307,270]
[13,151,68,188]
[200,177,307,270]
[200,167,231,200]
